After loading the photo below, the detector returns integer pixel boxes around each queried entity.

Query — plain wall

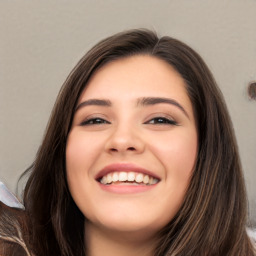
[0,0,256,225]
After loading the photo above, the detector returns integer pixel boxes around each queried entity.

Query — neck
[85,222,157,256]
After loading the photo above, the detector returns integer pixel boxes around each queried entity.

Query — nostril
[127,147,136,151]
[109,147,136,152]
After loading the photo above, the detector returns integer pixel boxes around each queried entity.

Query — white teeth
[107,173,112,183]
[127,172,135,181]
[119,172,127,181]
[143,175,149,184]
[135,173,143,183]
[152,178,158,184]
[101,175,107,184]
[112,172,119,182]
[99,172,159,185]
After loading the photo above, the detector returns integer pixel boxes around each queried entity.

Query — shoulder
[247,228,256,250]
[0,181,24,209]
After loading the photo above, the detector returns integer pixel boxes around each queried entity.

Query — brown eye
[80,118,110,126]
[145,117,177,125]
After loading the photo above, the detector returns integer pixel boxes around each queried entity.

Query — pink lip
[98,183,158,194]
[95,163,161,181]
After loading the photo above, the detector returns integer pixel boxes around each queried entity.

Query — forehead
[79,55,190,106]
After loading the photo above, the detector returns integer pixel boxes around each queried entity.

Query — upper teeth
[100,172,159,185]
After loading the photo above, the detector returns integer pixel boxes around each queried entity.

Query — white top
[0,181,24,209]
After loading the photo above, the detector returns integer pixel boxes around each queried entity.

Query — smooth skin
[66,55,198,256]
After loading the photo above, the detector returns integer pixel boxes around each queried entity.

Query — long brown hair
[23,29,255,256]
[0,202,31,256]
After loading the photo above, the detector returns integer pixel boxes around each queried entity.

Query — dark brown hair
[0,202,31,256]
[22,29,255,255]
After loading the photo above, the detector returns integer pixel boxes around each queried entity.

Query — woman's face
[66,55,198,238]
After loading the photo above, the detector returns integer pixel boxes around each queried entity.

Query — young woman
[1,29,255,256]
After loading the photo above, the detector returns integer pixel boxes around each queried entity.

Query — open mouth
[97,172,159,186]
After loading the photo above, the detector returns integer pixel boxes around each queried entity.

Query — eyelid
[143,114,178,125]
[79,114,111,126]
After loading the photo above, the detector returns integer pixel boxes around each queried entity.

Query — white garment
[247,227,256,243]
[0,181,24,209]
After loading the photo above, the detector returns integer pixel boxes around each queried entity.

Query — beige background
[0,1,255,225]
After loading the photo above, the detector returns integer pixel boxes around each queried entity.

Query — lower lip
[98,182,158,194]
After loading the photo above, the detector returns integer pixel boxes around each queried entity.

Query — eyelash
[144,117,178,125]
[80,118,110,126]
[80,117,177,126]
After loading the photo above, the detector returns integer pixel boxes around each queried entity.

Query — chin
[85,207,171,238]
[85,217,162,243]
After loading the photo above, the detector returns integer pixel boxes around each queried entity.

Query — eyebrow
[75,99,112,111]
[75,97,189,118]
[138,97,189,118]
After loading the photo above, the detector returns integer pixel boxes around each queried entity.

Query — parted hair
[22,29,255,256]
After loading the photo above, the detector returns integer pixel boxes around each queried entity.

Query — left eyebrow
[137,97,189,119]
[75,99,112,112]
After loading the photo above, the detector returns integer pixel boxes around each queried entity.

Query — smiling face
[66,55,198,239]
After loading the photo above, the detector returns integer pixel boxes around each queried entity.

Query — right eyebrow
[138,97,190,119]
[75,99,112,112]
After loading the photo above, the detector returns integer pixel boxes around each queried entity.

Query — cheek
[65,131,104,214]
[65,131,105,199]
[66,131,103,172]
[152,129,197,173]
[150,131,197,223]
[149,128,198,209]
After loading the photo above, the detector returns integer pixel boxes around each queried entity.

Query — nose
[104,124,145,155]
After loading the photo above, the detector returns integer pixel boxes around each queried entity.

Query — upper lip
[95,163,161,181]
